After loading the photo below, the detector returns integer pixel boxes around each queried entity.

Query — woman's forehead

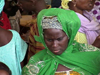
[43,29,66,36]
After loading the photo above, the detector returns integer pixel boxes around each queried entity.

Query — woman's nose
[52,41,58,47]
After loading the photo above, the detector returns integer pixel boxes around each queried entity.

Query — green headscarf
[22,8,100,75]
[35,8,80,49]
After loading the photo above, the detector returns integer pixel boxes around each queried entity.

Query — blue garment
[0,30,28,75]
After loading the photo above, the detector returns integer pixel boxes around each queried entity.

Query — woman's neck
[68,2,83,15]
[69,7,83,15]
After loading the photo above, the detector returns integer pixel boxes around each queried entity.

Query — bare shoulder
[0,28,12,46]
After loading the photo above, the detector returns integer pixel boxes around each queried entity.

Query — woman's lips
[53,50,60,53]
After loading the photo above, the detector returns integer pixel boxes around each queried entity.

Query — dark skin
[18,0,46,15]
[92,35,100,48]
[69,0,95,15]
[18,0,36,12]
[44,29,71,71]
[0,70,9,75]
[0,28,12,47]
[0,62,11,75]
[44,29,68,55]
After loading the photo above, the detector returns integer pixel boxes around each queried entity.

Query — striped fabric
[28,15,45,61]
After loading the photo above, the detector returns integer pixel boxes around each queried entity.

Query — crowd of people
[0,0,100,75]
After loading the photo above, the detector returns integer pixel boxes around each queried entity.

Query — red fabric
[0,12,12,30]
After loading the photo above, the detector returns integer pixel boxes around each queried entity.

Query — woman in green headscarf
[22,8,100,75]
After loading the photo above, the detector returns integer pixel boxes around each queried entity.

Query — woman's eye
[57,38,63,41]
[47,39,53,42]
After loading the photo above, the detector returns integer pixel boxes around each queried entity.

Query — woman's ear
[72,0,77,4]
[71,0,77,7]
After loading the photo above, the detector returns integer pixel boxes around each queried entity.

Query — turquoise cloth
[0,30,28,75]
[0,0,4,13]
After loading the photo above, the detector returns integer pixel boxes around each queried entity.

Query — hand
[92,35,100,48]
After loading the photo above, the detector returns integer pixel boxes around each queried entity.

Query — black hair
[3,0,19,17]
[51,0,61,8]
[0,62,12,75]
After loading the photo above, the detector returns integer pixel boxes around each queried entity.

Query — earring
[74,4,76,7]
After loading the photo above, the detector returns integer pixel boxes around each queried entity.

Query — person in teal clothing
[0,0,28,75]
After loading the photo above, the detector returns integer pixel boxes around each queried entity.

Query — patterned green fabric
[22,8,100,75]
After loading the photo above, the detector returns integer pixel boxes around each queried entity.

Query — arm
[92,35,100,48]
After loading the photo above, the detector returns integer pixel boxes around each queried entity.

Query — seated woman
[61,0,100,47]
[22,8,100,75]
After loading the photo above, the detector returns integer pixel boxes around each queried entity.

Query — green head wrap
[22,8,100,75]
[0,0,5,13]
[35,8,81,49]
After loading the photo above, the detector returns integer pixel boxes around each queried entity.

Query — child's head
[0,62,11,75]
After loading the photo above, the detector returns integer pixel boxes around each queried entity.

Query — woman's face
[44,29,69,55]
[76,0,95,11]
